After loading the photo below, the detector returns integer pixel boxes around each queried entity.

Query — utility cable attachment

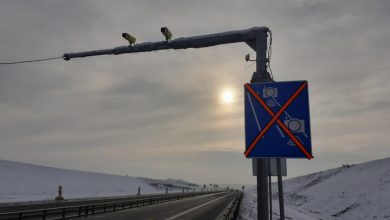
[0,56,64,65]
[245,54,256,62]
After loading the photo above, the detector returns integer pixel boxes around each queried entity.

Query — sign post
[268,160,273,220]
[277,158,285,220]
[245,79,313,220]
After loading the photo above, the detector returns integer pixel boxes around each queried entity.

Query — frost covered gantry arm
[63,27,269,60]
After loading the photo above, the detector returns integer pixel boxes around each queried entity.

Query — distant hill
[139,177,198,191]
[240,157,390,220]
[0,160,198,204]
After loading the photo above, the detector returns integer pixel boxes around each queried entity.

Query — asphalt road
[75,191,238,220]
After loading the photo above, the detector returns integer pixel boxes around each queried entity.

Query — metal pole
[257,159,269,220]
[277,158,285,220]
[268,160,273,220]
[253,30,272,220]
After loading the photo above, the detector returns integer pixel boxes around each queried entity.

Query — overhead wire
[0,56,64,65]
[267,30,274,80]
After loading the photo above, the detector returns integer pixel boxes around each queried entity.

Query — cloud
[0,0,389,184]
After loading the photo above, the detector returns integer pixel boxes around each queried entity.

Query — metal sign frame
[252,158,287,176]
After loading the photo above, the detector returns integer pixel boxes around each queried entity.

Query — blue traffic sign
[244,81,313,159]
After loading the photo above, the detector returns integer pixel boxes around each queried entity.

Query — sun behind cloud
[221,89,234,104]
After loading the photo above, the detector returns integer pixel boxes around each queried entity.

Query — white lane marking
[191,191,226,199]
[164,193,234,220]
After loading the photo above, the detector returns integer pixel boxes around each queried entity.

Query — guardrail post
[62,208,66,218]
[18,212,22,220]
[42,210,46,220]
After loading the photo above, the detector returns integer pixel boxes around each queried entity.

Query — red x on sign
[244,82,313,159]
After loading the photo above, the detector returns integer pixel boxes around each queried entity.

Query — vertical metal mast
[251,30,273,220]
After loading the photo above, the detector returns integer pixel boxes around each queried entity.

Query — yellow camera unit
[122,33,136,45]
[160,27,172,41]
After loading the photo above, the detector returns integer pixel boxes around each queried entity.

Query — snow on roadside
[238,186,318,220]
[0,160,197,204]
[239,157,390,220]
[239,187,257,220]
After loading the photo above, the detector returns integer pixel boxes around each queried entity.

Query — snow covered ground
[239,157,390,220]
[0,160,198,204]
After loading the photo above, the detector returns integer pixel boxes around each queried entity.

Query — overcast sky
[0,0,389,185]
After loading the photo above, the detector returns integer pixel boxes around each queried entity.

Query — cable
[267,30,274,80]
[268,30,272,63]
[268,62,274,80]
[0,56,64,65]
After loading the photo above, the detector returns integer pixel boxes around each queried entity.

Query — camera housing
[122,33,136,45]
[161,27,172,41]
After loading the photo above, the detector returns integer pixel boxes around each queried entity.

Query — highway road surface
[75,191,238,220]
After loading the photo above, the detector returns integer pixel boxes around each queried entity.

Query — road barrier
[0,191,218,220]
[215,191,243,220]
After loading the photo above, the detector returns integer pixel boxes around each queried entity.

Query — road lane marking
[164,193,234,220]
[190,191,226,199]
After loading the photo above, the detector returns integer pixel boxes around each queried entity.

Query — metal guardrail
[215,191,243,220]
[0,192,216,220]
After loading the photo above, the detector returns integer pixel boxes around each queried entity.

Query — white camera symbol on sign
[263,87,278,98]
[284,118,305,133]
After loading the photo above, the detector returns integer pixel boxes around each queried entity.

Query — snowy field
[1,157,389,219]
[0,160,198,204]
[239,157,390,220]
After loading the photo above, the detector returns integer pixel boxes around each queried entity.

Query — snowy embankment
[239,157,390,220]
[0,160,198,204]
